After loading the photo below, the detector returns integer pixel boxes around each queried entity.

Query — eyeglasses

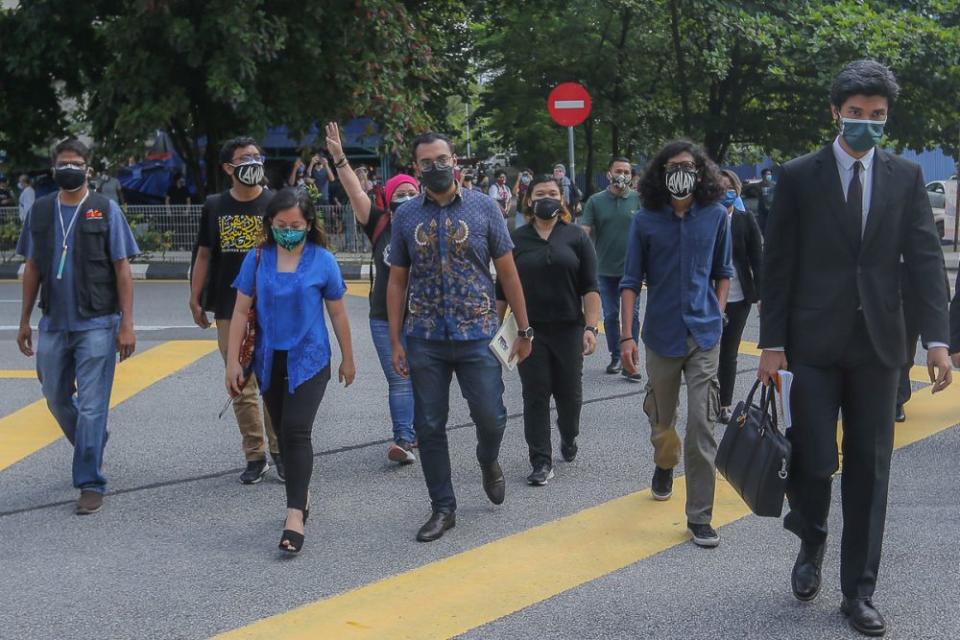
[273,223,307,231]
[416,155,454,172]
[55,162,86,170]
[664,162,697,172]
[231,154,265,165]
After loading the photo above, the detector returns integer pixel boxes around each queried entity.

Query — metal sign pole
[568,126,576,189]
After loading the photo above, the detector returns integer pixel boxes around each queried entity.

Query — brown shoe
[76,490,103,515]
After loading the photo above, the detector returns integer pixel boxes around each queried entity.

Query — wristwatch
[585,326,599,337]
[517,326,535,341]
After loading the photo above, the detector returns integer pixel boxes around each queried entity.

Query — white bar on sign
[554,100,585,109]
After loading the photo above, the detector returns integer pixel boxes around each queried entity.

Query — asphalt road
[0,281,957,640]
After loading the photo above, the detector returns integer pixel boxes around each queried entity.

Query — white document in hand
[776,370,794,430]
[490,313,519,371]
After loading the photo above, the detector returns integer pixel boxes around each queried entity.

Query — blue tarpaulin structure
[117,131,196,204]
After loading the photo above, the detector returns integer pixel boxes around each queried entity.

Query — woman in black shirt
[496,175,601,486]
[716,169,763,423]
[326,122,418,465]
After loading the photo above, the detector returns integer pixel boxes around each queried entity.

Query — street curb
[0,260,370,281]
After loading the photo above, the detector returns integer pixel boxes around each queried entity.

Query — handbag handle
[739,379,780,434]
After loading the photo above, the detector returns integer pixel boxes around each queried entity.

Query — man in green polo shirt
[581,157,641,381]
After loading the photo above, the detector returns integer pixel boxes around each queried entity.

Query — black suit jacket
[759,144,948,368]
[950,269,960,353]
[730,209,763,303]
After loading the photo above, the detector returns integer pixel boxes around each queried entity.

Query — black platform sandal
[278,508,308,554]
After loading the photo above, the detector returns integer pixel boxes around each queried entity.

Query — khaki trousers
[216,321,278,460]
[643,337,721,524]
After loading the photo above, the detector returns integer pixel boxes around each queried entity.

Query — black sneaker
[605,358,622,374]
[527,464,555,486]
[621,369,642,383]
[651,466,673,501]
[688,522,720,547]
[271,452,285,482]
[240,459,269,485]
[560,439,578,462]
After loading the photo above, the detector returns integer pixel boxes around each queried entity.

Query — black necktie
[847,160,863,250]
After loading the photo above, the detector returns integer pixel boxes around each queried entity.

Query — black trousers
[718,300,752,407]
[262,351,331,511]
[785,315,897,599]
[517,322,584,467]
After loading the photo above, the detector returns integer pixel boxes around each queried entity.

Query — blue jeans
[406,337,507,513]
[598,274,640,360]
[36,323,119,493]
[369,318,415,443]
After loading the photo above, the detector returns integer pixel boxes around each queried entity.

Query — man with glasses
[581,157,642,380]
[16,138,139,515]
[190,136,281,485]
[387,132,533,542]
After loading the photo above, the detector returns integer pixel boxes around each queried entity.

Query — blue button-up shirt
[390,187,513,341]
[620,202,734,357]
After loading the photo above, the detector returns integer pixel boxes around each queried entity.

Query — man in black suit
[758,60,952,637]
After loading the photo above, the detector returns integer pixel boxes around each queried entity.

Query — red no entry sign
[547,82,592,127]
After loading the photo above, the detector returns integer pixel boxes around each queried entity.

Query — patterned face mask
[272,226,307,250]
[665,167,697,200]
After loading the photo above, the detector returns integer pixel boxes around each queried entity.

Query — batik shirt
[390,187,513,341]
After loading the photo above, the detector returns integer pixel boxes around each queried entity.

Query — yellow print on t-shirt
[219,215,263,253]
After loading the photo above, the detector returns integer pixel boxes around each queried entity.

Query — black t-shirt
[496,221,599,325]
[167,182,190,205]
[196,189,273,319]
[361,206,392,320]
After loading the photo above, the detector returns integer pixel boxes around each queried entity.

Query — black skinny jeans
[262,351,331,511]
[718,300,752,407]
[517,322,584,467]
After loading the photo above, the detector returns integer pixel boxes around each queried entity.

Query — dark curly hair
[638,140,724,211]
[263,187,327,248]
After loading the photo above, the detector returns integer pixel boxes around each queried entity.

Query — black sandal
[278,508,308,554]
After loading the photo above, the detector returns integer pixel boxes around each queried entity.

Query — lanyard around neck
[55,189,91,279]
[57,189,90,246]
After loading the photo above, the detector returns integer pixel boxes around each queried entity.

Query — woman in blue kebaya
[226,187,355,555]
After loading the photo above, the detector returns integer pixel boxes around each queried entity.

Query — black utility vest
[30,191,120,318]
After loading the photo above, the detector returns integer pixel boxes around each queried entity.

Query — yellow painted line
[0,370,35,379]
[345,282,371,298]
[0,340,217,472]
[216,363,960,639]
[740,341,932,384]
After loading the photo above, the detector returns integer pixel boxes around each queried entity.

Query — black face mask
[420,166,454,193]
[532,197,562,220]
[54,166,87,192]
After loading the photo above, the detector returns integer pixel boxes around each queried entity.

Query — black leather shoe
[480,461,506,505]
[841,597,886,637]
[791,542,825,601]
[895,404,906,423]
[416,511,456,542]
[560,438,578,462]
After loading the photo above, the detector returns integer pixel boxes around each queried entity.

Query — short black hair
[53,138,91,164]
[411,132,454,160]
[638,139,724,211]
[495,169,507,178]
[761,167,773,176]
[830,59,900,108]
[219,136,262,165]
[263,187,327,248]
[608,156,632,170]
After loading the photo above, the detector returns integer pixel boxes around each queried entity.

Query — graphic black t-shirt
[196,190,273,319]
[361,206,392,320]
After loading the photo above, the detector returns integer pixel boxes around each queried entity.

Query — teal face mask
[840,118,886,153]
[272,226,307,250]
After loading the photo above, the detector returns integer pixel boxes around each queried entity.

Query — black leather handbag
[715,380,792,517]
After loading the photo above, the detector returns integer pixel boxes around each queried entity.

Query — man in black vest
[189,137,281,484]
[16,138,139,515]
[758,61,951,637]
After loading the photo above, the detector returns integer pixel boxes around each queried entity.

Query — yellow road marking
[216,365,960,639]
[0,340,217,472]
[0,370,35,379]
